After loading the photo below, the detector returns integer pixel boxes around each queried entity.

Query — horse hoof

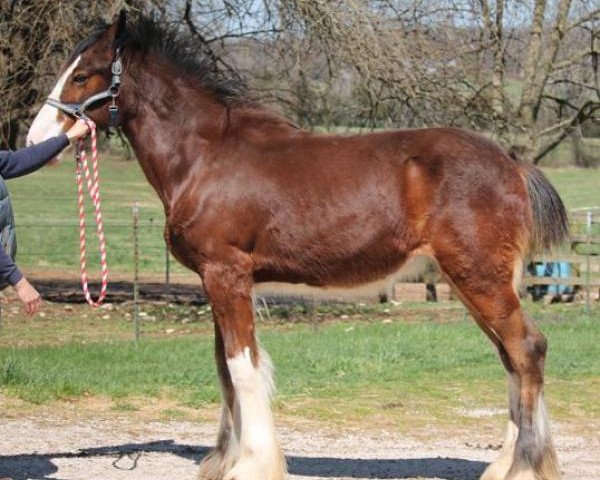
[505,466,562,480]
[198,447,236,480]
[506,469,562,480]
[480,460,511,480]
[505,470,537,480]
[223,450,286,480]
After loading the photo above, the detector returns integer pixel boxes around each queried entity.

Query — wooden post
[133,200,140,344]
[165,242,170,289]
[585,210,591,315]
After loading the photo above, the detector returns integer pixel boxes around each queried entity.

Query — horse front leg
[200,261,286,480]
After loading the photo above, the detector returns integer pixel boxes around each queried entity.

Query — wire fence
[10,196,600,311]
[13,196,192,284]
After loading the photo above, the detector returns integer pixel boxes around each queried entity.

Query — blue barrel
[534,262,572,295]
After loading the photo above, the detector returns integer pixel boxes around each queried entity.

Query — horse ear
[110,9,127,45]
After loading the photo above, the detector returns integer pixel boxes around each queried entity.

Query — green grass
[0,302,597,426]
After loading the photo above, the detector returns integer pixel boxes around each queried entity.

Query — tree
[2,0,598,164]
[276,0,600,163]
[493,0,599,162]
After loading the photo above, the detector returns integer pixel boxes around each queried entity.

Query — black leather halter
[46,49,123,127]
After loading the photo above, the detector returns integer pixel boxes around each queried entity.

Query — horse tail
[519,161,569,254]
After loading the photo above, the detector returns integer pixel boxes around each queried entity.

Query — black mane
[76,15,247,104]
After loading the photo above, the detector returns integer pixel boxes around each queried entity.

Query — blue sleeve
[0,246,22,286]
[0,135,70,179]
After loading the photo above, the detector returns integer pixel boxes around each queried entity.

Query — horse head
[27,11,128,147]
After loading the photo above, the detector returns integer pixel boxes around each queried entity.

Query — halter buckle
[111,54,122,93]
[111,57,123,76]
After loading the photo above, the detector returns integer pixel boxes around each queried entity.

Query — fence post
[133,200,140,344]
[585,210,591,315]
[165,242,170,290]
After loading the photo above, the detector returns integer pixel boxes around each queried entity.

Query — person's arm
[0,135,69,179]
[0,245,23,286]
[0,120,91,179]
[14,277,42,315]
[0,247,41,315]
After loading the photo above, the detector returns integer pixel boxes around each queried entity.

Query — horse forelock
[64,23,109,72]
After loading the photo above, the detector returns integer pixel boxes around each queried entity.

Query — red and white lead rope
[75,120,108,307]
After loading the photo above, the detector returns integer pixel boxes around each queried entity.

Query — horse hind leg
[481,367,520,480]
[198,327,238,480]
[478,302,559,480]
[434,251,561,480]
[198,406,238,480]
[484,305,559,480]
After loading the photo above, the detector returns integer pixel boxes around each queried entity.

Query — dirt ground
[29,277,205,305]
[0,410,597,480]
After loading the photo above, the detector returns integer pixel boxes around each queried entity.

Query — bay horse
[27,12,568,480]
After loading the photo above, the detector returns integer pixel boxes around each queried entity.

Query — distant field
[544,168,600,211]
[543,137,600,168]
[6,147,600,276]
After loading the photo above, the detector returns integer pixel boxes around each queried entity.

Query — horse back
[168,126,529,287]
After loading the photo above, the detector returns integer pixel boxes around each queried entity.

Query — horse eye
[73,74,88,85]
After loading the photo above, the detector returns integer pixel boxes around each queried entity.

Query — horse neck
[120,58,226,209]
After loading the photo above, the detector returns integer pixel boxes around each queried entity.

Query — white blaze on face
[26,55,81,146]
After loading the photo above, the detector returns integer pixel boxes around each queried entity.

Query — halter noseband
[46,49,123,127]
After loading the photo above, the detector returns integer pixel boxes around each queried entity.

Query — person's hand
[66,119,91,142]
[14,277,42,316]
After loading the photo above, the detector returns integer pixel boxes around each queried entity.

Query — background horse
[27,12,568,480]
